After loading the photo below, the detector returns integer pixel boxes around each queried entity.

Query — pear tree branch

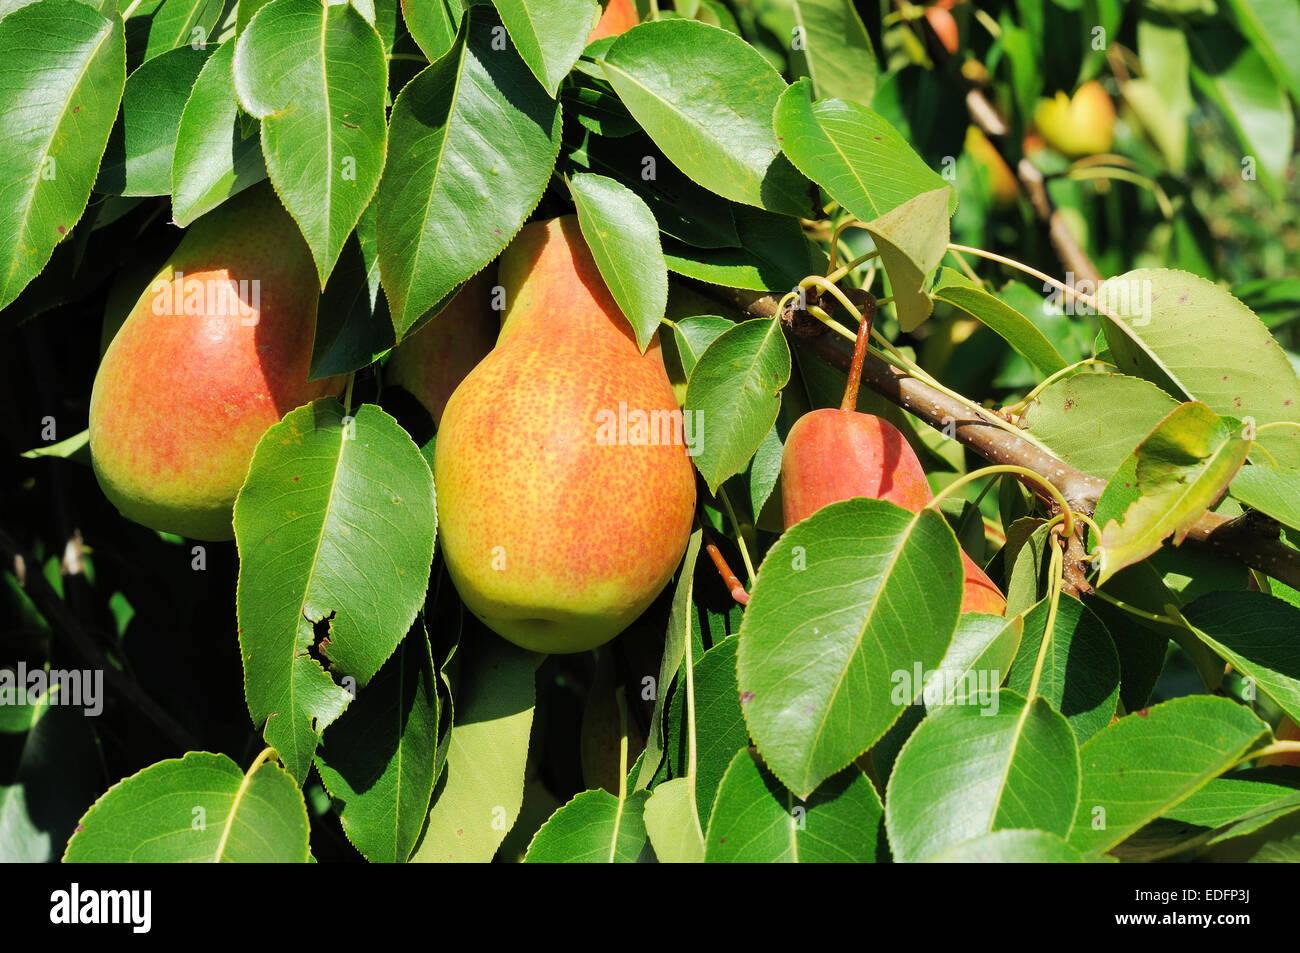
[693,283,1300,592]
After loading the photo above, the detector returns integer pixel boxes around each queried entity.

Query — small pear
[434,216,696,653]
[1033,81,1116,157]
[781,409,1007,615]
[89,185,342,540]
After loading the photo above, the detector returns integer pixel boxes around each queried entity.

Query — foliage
[3,0,1299,865]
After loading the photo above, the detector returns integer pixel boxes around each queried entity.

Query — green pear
[89,184,342,540]
[433,216,697,654]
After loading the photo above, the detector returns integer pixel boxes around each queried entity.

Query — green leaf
[1224,0,1300,103]
[1229,464,1300,531]
[234,400,437,782]
[1131,15,1192,172]
[1165,771,1300,842]
[773,79,952,330]
[930,268,1067,376]
[1097,402,1251,583]
[0,0,124,311]
[1068,695,1269,856]
[98,44,210,196]
[411,634,535,862]
[1183,591,1300,724]
[738,498,963,798]
[376,7,561,337]
[315,624,438,862]
[885,691,1080,862]
[1098,270,1300,469]
[564,128,740,248]
[144,0,223,62]
[665,635,749,824]
[601,19,810,217]
[670,315,732,378]
[773,79,952,223]
[311,200,395,378]
[1004,596,1120,744]
[684,318,791,493]
[402,0,462,61]
[492,0,598,96]
[790,0,877,106]
[171,39,267,227]
[1188,22,1294,198]
[20,428,90,461]
[234,0,389,285]
[236,0,273,36]
[643,777,704,862]
[0,697,101,862]
[569,172,667,353]
[928,612,1023,706]
[663,205,825,291]
[747,421,783,521]
[926,829,1085,862]
[1020,372,1180,481]
[635,530,702,790]
[704,749,884,862]
[524,788,650,862]
[64,751,309,862]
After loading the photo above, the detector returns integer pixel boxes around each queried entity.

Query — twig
[705,542,750,606]
[695,284,1300,591]
[0,528,200,752]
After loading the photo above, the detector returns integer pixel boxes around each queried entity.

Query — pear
[965,125,1018,209]
[386,274,499,427]
[781,409,1007,615]
[89,185,342,541]
[1033,81,1116,157]
[433,216,696,653]
[589,0,638,41]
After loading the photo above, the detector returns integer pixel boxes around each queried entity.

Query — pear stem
[343,372,355,416]
[840,293,877,412]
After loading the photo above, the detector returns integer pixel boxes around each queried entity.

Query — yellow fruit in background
[965,126,1019,208]
[1034,80,1116,157]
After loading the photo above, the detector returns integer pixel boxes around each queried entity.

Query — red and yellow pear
[780,312,1007,616]
[433,216,696,653]
[589,0,638,41]
[89,184,342,541]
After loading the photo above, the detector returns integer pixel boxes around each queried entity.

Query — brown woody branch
[696,284,1300,591]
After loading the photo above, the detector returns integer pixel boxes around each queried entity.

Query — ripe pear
[1033,81,1116,157]
[781,409,1007,615]
[433,216,696,653]
[589,0,638,41]
[89,185,342,541]
[386,274,498,427]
